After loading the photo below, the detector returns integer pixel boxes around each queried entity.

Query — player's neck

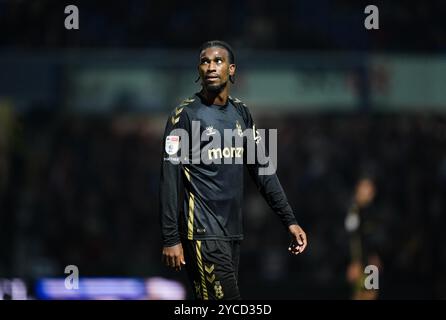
[200,88,229,106]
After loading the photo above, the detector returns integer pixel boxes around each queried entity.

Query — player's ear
[229,64,236,83]
[229,64,236,77]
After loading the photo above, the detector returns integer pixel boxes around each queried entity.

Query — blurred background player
[344,175,383,300]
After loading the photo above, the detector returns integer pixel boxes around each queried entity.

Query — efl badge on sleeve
[165,136,180,155]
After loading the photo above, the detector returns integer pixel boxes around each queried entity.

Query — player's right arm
[159,107,190,271]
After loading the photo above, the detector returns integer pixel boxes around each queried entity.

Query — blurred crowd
[0,0,445,51]
[1,109,445,299]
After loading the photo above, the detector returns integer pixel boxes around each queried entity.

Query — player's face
[198,47,235,93]
[355,178,376,206]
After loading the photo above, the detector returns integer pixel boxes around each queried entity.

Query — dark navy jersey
[159,93,297,247]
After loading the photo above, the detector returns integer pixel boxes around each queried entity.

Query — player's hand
[162,244,186,271]
[288,224,307,255]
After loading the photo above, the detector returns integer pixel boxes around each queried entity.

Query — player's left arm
[243,107,307,254]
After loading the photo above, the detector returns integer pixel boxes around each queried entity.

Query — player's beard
[204,80,228,93]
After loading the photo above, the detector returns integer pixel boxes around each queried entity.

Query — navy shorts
[181,239,241,300]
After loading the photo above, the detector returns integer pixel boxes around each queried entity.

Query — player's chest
[192,107,246,136]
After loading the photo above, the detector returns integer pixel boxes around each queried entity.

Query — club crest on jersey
[205,126,217,136]
[252,124,261,144]
[236,120,243,137]
[165,135,180,155]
